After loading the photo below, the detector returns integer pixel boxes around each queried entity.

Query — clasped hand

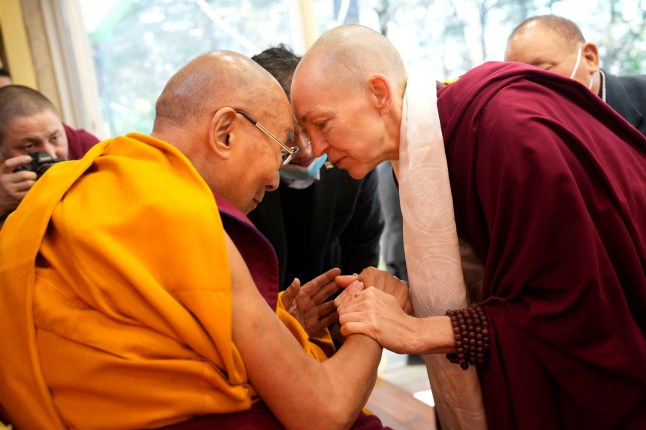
[333,267,417,354]
[281,267,415,353]
[0,155,37,217]
[281,268,342,339]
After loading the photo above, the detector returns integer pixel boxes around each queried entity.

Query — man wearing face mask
[248,45,384,293]
[505,14,646,136]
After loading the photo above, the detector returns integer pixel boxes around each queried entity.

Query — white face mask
[569,45,593,89]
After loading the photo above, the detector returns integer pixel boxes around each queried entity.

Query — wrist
[409,315,455,355]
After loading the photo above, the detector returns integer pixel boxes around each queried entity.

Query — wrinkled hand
[335,284,418,354]
[336,267,413,314]
[281,268,342,338]
[0,155,37,217]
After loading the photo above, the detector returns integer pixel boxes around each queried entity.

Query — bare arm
[226,234,381,430]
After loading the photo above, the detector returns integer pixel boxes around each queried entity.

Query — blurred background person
[0,85,99,223]
[0,69,101,158]
[505,14,646,135]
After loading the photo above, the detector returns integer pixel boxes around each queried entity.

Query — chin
[345,164,370,180]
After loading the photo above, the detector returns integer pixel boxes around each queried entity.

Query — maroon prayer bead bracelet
[445,303,490,370]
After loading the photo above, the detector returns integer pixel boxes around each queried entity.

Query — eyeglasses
[235,110,299,166]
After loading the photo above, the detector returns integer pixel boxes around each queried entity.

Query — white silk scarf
[392,72,487,430]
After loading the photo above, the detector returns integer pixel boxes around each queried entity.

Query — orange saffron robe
[0,133,327,429]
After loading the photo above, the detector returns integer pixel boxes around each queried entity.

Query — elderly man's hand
[281,268,342,338]
[336,267,413,314]
[0,155,37,217]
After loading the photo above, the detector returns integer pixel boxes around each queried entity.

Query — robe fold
[0,133,254,429]
[438,62,646,429]
[0,132,384,429]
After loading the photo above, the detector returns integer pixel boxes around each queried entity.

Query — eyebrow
[297,108,321,124]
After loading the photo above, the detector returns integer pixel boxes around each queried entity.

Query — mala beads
[445,303,490,370]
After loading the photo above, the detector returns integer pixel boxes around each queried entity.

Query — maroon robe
[438,61,646,429]
[63,124,100,160]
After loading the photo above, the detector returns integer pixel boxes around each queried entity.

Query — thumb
[281,278,301,308]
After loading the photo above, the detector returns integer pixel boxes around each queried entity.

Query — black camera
[13,151,65,178]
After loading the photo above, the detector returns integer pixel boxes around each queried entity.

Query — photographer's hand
[0,155,37,217]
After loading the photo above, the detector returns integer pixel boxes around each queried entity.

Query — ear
[209,107,237,160]
[582,42,600,74]
[368,74,393,115]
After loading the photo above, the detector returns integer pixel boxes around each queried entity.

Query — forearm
[228,235,380,429]
[321,333,382,417]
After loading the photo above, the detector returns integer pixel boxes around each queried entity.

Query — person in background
[0,50,396,430]
[505,14,646,135]
[249,45,384,294]
[291,24,646,430]
[0,84,100,223]
[0,70,100,155]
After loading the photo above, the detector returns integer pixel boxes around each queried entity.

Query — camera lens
[35,163,54,178]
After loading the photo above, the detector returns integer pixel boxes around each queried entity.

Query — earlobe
[369,75,393,115]
[583,42,600,73]
[210,108,237,159]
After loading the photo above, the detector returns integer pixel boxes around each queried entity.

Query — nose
[46,140,64,159]
[44,144,59,159]
[309,136,329,157]
[53,147,66,159]
[266,171,280,192]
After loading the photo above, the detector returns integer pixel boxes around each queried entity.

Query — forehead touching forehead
[293,25,406,119]
[154,50,293,132]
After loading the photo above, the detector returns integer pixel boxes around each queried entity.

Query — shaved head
[151,50,294,214]
[0,85,60,143]
[291,25,407,179]
[296,25,407,97]
[154,50,288,130]
[508,15,585,51]
[504,15,600,93]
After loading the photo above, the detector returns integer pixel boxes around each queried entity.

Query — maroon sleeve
[64,124,101,160]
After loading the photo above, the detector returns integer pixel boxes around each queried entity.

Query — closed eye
[315,121,328,131]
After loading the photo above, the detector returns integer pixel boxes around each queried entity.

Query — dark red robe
[438,61,646,429]
[63,124,100,159]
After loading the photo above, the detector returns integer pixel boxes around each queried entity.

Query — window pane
[312,0,646,81]
[80,0,292,136]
